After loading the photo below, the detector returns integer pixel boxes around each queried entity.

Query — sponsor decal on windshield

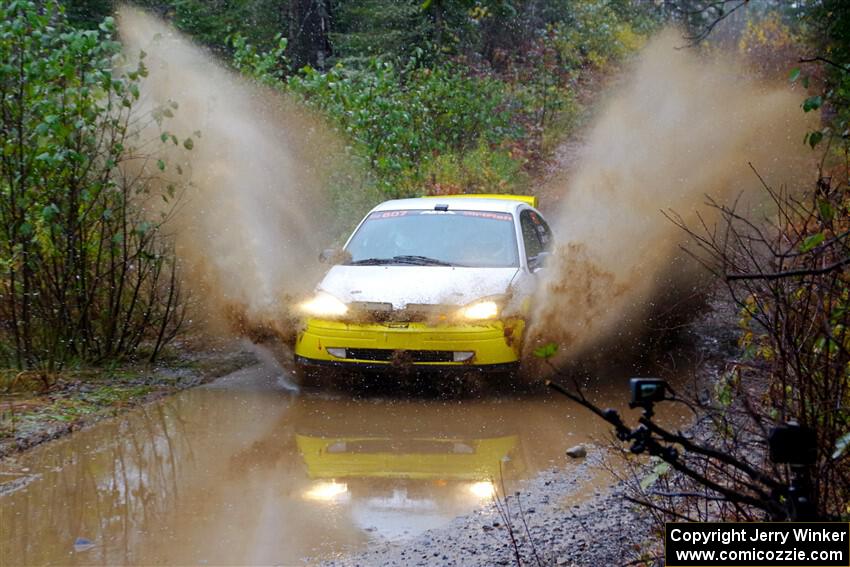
[459,211,512,221]
[369,210,411,219]
[368,210,512,221]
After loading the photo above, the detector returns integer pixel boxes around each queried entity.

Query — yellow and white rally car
[294,194,553,373]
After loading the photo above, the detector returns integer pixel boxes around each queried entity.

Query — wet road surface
[0,364,682,565]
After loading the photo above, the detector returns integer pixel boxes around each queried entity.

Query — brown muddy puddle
[0,364,687,565]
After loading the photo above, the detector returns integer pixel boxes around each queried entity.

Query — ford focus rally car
[294,194,552,374]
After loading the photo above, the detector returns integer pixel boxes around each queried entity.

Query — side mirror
[319,248,350,264]
[528,251,550,272]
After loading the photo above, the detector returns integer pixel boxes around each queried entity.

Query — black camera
[768,422,817,466]
[629,378,668,408]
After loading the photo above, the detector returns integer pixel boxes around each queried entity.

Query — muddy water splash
[528,30,812,363]
[118,7,352,341]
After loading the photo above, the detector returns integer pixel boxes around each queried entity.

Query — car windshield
[345,209,519,268]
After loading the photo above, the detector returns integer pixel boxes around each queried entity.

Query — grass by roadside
[0,345,257,458]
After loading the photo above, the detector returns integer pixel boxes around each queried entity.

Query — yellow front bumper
[294,318,523,367]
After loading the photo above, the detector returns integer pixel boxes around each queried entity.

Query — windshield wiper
[349,257,396,265]
[349,255,457,267]
[392,255,456,266]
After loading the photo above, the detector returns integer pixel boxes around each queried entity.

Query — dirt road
[0,362,675,565]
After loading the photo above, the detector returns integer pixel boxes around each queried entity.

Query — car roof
[371,197,528,215]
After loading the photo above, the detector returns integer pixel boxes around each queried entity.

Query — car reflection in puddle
[293,408,521,539]
[223,393,553,546]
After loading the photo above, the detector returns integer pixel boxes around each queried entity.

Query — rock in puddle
[566,445,587,459]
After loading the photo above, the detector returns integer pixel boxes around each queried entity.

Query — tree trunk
[287,0,330,69]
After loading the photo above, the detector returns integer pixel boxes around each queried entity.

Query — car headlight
[298,291,348,317]
[457,299,500,320]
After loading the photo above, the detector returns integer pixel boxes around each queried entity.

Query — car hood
[318,265,519,308]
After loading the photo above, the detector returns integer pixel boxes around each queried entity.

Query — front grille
[401,304,448,322]
[346,348,453,363]
[348,302,450,323]
[326,439,475,455]
[348,301,394,322]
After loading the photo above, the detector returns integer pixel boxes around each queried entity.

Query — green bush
[423,142,528,194]
[0,1,185,370]
[550,0,648,71]
[288,57,522,197]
